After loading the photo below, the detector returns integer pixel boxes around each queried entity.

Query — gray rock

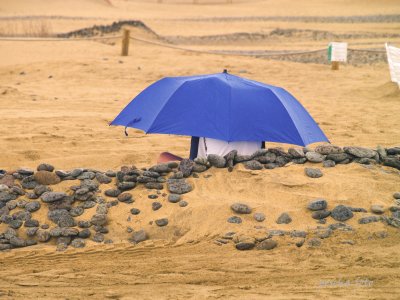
[276,212,292,224]
[322,160,336,168]
[41,192,67,203]
[207,154,226,168]
[78,228,91,239]
[90,214,107,226]
[61,227,79,237]
[77,171,95,180]
[331,205,353,222]
[392,211,400,219]
[292,158,307,164]
[9,219,23,229]
[315,145,343,155]
[69,207,84,217]
[13,210,31,221]
[82,200,96,209]
[312,210,331,219]
[168,194,181,203]
[142,171,160,178]
[148,194,158,199]
[305,151,325,163]
[370,204,385,214]
[70,168,83,178]
[296,238,305,247]
[344,146,376,158]
[130,208,140,215]
[26,227,39,236]
[305,168,323,178]
[152,202,162,211]
[393,192,400,200]
[316,228,332,239]
[9,236,26,247]
[78,220,91,228]
[230,203,252,214]
[178,200,188,207]
[105,170,116,177]
[17,168,34,176]
[117,182,135,191]
[37,163,55,172]
[288,148,305,158]
[137,176,156,183]
[25,201,41,212]
[167,179,192,194]
[243,160,263,170]
[387,147,400,155]
[326,153,351,163]
[264,163,277,169]
[358,216,381,224]
[307,199,328,211]
[92,233,104,243]
[130,229,148,244]
[71,238,85,248]
[383,158,400,170]
[329,223,353,231]
[253,212,265,222]
[149,164,171,174]
[105,189,121,197]
[48,209,75,227]
[227,216,242,224]
[290,230,307,238]
[24,219,39,227]
[34,185,51,196]
[96,173,112,184]
[155,218,168,227]
[179,159,194,177]
[117,193,133,203]
[236,242,255,250]
[145,182,163,190]
[307,238,321,247]
[0,191,17,202]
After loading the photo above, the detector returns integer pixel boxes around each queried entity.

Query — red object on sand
[157,152,183,164]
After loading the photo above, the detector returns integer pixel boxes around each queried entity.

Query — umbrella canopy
[111,71,329,146]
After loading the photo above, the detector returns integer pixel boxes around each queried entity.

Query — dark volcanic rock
[167,179,192,194]
[382,158,400,170]
[253,212,265,222]
[168,194,181,203]
[117,182,135,191]
[117,193,133,203]
[152,202,162,211]
[179,159,194,177]
[130,229,148,244]
[230,203,252,214]
[344,146,375,158]
[305,168,323,178]
[155,218,168,227]
[358,216,381,224]
[78,228,91,239]
[307,199,328,211]
[130,208,141,215]
[48,209,75,227]
[276,212,292,224]
[243,160,263,170]
[256,239,277,250]
[207,154,226,168]
[331,205,353,222]
[96,173,112,184]
[41,192,67,203]
[227,216,242,224]
[236,242,255,250]
[90,214,107,226]
[105,189,121,197]
[312,210,331,219]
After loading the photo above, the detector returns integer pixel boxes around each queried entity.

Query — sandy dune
[0,0,400,299]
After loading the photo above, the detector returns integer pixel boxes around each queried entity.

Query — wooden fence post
[121,28,130,56]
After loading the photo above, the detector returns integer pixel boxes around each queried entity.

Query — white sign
[385,43,400,87]
[328,42,348,62]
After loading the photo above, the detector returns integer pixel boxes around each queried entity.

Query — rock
[82,200,96,209]
[383,158,400,170]
[305,151,325,163]
[387,147,400,155]
[69,207,84,217]
[307,238,321,247]
[370,204,385,214]
[168,194,181,203]
[264,163,277,169]
[48,209,75,227]
[40,192,67,203]
[344,146,376,158]
[358,216,381,224]
[96,173,112,184]
[256,239,277,250]
[105,189,121,197]
[322,160,336,168]
[253,212,265,222]
[290,230,307,238]
[145,182,163,190]
[142,171,160,178]
[9,219,23,229]
[33,185,50,196]
[71,238,85,248]
[179,200,188,207]
[315,145,343,155]
[207,154,226,168]
[21,176,38,189]
[70,169,83,178]
[312,210,331,219]
[167,179,192,194]
[331,205,353,222]
[243,160,263,170]
[130,208,140,215]
[0,174,15,188]
[17,168,34,176]
[152,202,162,211]
[0,244,12,251]
[307,199,328,211]
[26,227,39,236]
[236,241,255,250]
[234,155,252,163]
[305,168,323,178]
[9,236,26,247]
[77,171,95,180]
[227,216,242,224]
[61,227,79,237]
[148,194,158,199]
[326,153,351,163]
[149,164,171,174]
[179,159,194,177]
[316,228,332,239]
[130,229,148,244]
[393,192,400,200]
[230,203,252,214]
[137,176,156,183]
[383,216,400,228]
[117,193,133,203]
[90,214,107,226]
[78,229,91,239]
[24,219,39,227]
[41,224,49,229]
[37,163,54,172]
[92,233,104,243]
[276,212,292,224]
[34,171,61,185]
[295,238,305,247]
[105,170,116,177]
[329,223,353,231]
[392,211,400,219]
[155,218,168,227]
[288,148,305,158]
[117,182,135,191]
[78,220,91,228]
[170,171,184,179]
[0,191,17,202]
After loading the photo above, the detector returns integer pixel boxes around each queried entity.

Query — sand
[0,0,400,299]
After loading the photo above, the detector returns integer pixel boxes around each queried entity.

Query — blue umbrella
[111,70,329,146]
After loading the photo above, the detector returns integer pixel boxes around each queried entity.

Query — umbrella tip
[223,69,228,73]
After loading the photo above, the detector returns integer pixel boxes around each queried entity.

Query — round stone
[155,218,168,227]
[253,212,265,222]
[312,210,331,219]
[130,208,141,215]
[41,192,67,203]
[178,200,188,207]
[370,204,385,214]
[305,151,325,163]
[331,205,353,222]
[307,199,328,211]
[152,202,162,211]
[168,194,181,203]
[25,201,41,212]
[71,238,85,248]
[256,239,277,250]
[118,193,133,203]
[276,212,292,224]
[105,189,121,197]
[305,168,323,178]
[227,216,242,224]
[231,203,252,214]
[393,192,400,200]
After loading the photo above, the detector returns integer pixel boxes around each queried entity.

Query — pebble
[207,154,226,168]
[305,168,323,178]
[26,227,39,236]
[92,233,104,243]
[41,192,67,203]
[358,216,381,224]
[105,189,121,197]
[393,192,400,200]
[130,229,148,243]
[155,218,168,227]
[37,163,54,172]
[344,146,376,158]
[253,212,265,222]
[69,207,84,217]
[295,238,305,247]
[276,212,292,224]
[230,203,252,214]
[9,219,23,229]
[24,219,39,227]
[167,179,192,194]
[288,148,305,158]
[322,160,336,168]
[305,151,325,163]
[290,230,307,238]
[148,194,158,199]
[227,216,242,224]
[236,241,255,250]
[243,160,263,170]
[168,194,181,203]
[117,193,133,203]
[152,202,162,211]
[179,159,194,177]
[307,238,321,247]
[90,214,107,226]
[17,168,34,176]
[145,182,163,190]
[71,238,85,248]
[312,210,331,219]
[48,209,75,227]
[370,204,385,214]
[9,236,26,247]
[256,239,277,250]
[78,229,91,239]
[130,208,141,215]
[105,170,116,177]
[117,182,135,191]
[178,200,188,207]
[25,201,41,212]
[78,220,91,228]
[307,199,328,211]
[331,205,353,221]
[96,173,112,184]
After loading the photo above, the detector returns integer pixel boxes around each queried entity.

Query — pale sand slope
[1,0,400,299]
